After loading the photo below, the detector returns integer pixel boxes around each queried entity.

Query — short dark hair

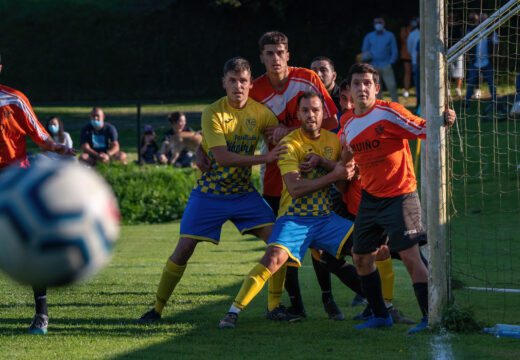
[297,91,323,108]
[310,56,335,72]
[168,111,185,124]
[258,31,288,52]
[346,62,380,86]
[223,57,251,76]
[339,79,350,91]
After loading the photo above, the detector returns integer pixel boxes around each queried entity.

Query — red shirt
[0,85,49,169]
[338,109,361,215]
[342,100,426,198]
[250,67,337,197]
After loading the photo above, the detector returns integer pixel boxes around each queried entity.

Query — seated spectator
[42,116,74,160]
[79,107,127,166]
[140,125,159,164]
[158,112,201,168]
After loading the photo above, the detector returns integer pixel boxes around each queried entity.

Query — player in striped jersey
[218,92,365,329]
[341,63,455,332]
[251,31,343,320]
[137,57,291,324]
[0,54,76,335]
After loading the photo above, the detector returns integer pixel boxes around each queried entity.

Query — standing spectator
[43,116,73,160]
[448,12,464,97]
[140,125,159,164]
[407,17,420,107]
[400,18,415,98]
[158,112,201,168]
[79,107,127,166]
[464,12,498,107]
[361,17,399,102]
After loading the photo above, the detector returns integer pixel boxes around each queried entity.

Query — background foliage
[97,162,261,224]
[0,0,421,102]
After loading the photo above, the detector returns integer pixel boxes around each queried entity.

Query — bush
[97,163,261,224]
[97,163,197,225]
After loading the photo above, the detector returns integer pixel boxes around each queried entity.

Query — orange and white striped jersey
[341,99,426,198]
[0,85,49,169]
[250,67,337,197]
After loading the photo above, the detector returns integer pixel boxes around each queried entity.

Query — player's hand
[196,144,211,172]
[263,125,278,140]
[266,141,287,163]
[345,161,357,181]
[53,144,77,156]
[331,162,348,181]
[271,126,289,144]
[98,153,110,163]
[299,153,321,173]
[444,107,456,127]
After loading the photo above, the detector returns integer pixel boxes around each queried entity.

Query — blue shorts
[267,213,354,266]
[180,189,275,244]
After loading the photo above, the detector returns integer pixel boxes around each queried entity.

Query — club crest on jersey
[375,124,384,136]
[245,118,257,131]
[323,146,333,159]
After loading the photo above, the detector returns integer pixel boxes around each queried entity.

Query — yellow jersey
[277,128,342,217]
[195,96,278,195]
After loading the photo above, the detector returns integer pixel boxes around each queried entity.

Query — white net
[445,0,520,324]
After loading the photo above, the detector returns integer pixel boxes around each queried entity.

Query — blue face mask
[411,20,417,28]
[48,124,59,134]
[374,23,383,31]
[91,120,102,129]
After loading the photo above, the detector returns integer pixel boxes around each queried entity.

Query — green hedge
[97,163,261,224]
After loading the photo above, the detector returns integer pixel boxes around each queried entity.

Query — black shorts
[263,195,280,216]
[353,190,427,254]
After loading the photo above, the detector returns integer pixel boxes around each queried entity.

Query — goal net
[443,0,520,325]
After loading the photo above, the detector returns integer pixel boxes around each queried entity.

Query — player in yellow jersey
[219,91,366,329]
[137,57,287,323]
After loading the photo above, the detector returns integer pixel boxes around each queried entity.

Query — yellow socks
[233,263,272,309]
[154,259,187,314]
[376,257,394,304]
[267,264,287,311]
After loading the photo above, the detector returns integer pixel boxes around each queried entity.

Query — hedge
[97,163,261,224]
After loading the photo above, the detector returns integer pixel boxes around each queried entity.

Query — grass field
[6,91,518,358]
[1,221,519,360]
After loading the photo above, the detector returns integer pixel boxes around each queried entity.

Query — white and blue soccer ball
[0,159,120,287]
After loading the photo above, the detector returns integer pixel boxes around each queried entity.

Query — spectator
[42,116,74,160]
[79,107,127,166]
[464,12,498,107]
[407,18,420,108]
[361,16,399,102]
[400,18,415,98]
[158,112,201,168]
[447,12,464,97]
[140,125,159,164]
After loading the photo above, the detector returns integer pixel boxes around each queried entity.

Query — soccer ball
[0,159,120,287]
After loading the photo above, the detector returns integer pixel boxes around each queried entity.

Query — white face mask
[374,23,383,31]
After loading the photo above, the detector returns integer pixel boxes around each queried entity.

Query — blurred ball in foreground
[0,159,120,287]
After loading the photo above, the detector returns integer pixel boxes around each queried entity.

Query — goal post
[424,0,520,327]
[421,0,449,326]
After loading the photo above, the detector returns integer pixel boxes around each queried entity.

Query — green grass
[1,221,519,360]
[446,96,520,325]
[29,101,210,155]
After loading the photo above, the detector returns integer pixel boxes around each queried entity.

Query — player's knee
[170,237,198,265]
[376,245,390,261]
[261,246,288,272]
